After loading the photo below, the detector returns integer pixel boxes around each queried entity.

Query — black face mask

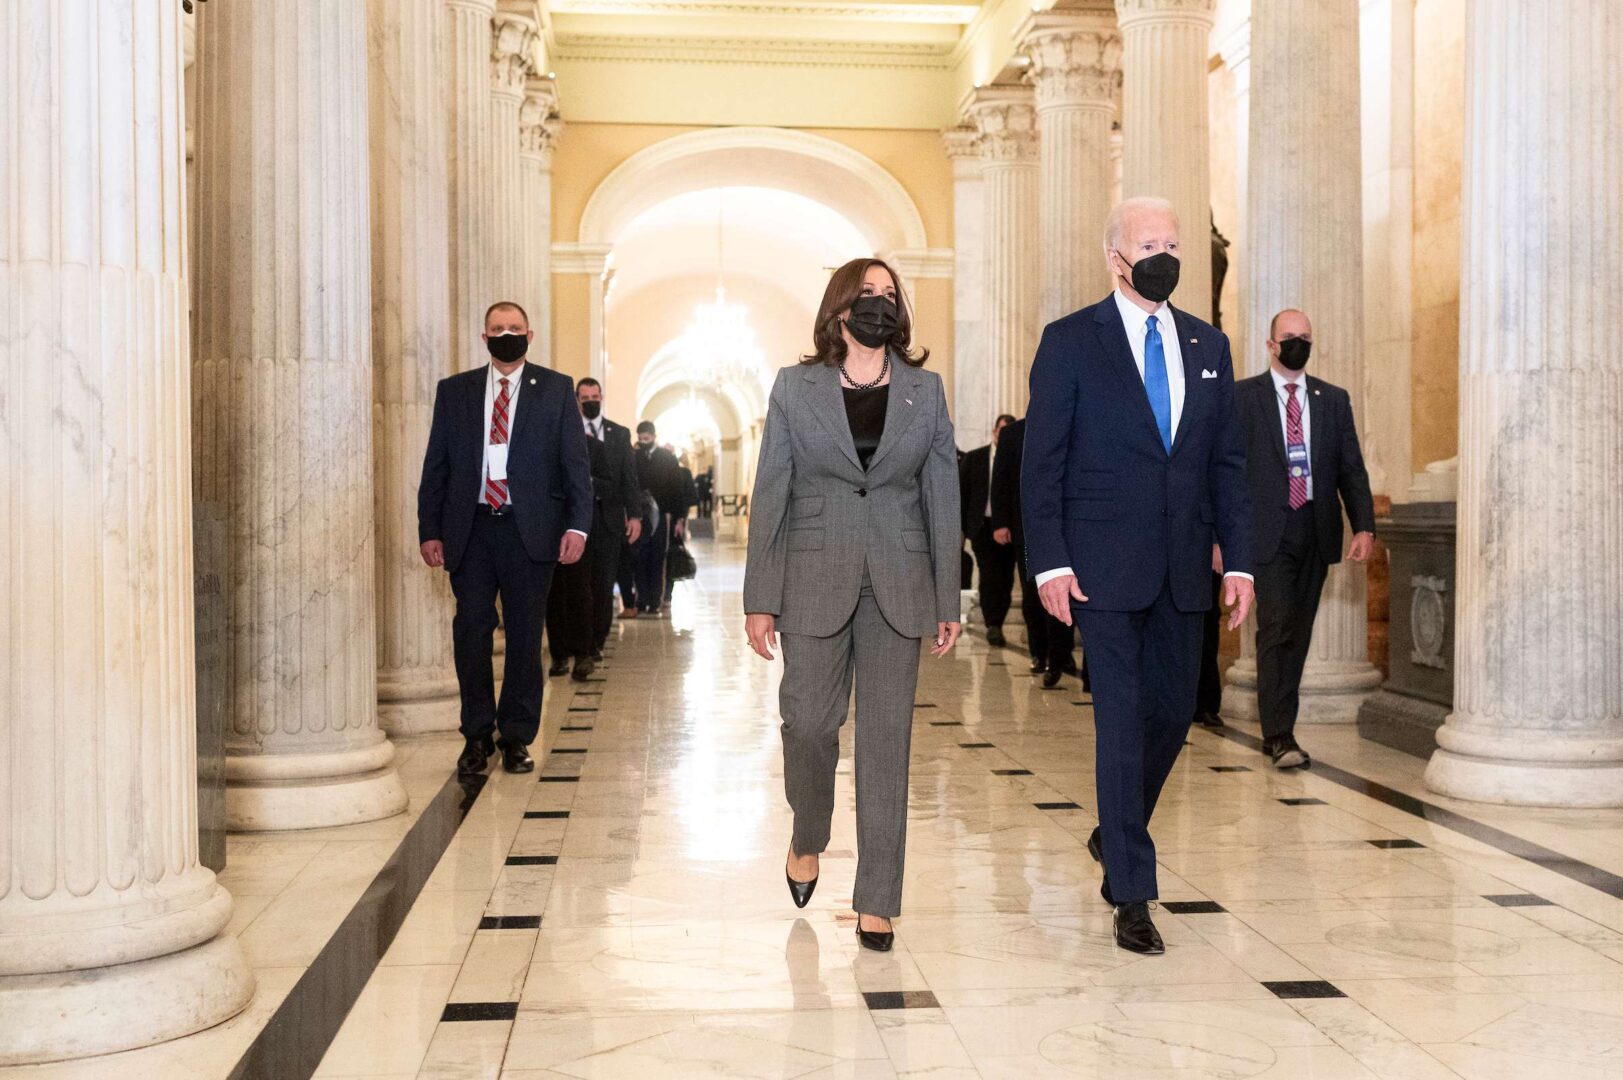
[486,332,529,363]
[845,294,900,349]
[580,400,602,420]
[1276,337,1312,371]
[1116,250,1180,305]
[638,438,654,450]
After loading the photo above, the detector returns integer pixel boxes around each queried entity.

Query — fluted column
[520,77,562,367]
[1424,2,1623,807]
[370,0,460,734]
[490,11,536,305]
[194,1,408,830]
[1224,0,1382,725]
[1019,8,1122,325]
[446,0,497,370]
[965,87,1040,418]
[0,0,253,1062]
[943,127,990,448]
[1115,0,1214,321]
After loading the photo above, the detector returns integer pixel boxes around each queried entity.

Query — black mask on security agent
[1276,337,1312,371]
[580,400,602,420]
[845,294,901,349]
[486,331,529,363]
[1114,250,1180,305]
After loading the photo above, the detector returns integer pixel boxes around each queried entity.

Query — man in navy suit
[419,301,593,776]
[1022,198,1256,954]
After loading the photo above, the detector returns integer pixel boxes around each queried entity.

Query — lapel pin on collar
[529,377,537,385]
[1189,338,1198,344]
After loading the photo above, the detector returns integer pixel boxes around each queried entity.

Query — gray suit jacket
[743,359,961,638]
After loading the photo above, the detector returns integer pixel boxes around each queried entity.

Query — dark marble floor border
[228,771,488,1080]
[1206,725,1623,900]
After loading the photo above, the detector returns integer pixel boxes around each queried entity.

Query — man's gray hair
[1103,196,1179,250]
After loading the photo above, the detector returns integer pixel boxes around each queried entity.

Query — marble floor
[14,540,1623,1079]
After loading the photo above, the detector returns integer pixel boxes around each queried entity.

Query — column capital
[520,76,563,163]
[1017,11,1123,113]
[491,12,537,100]
[1113,0,1214,33]
[941,125,983,179]
[962,86,1038,165]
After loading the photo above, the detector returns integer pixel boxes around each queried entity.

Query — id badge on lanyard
[1287,440,1310,482]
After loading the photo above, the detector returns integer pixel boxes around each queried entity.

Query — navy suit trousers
[1074,578,1201,902]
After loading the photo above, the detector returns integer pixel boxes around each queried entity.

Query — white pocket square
[1201,369,1218,379]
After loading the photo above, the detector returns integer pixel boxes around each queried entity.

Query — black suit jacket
[990,419,1025,552]
[1236,372,1376,566]
[635,444,683,515]
[589,417,640,531]
[418,362,594,573]
[958,443,992,538]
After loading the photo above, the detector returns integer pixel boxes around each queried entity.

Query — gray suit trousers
[779,577,921,918]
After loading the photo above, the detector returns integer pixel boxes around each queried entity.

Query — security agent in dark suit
[992,417,1082,688]
[959,414,1016,646]
[419,301,593,776]
[1023,198,1255,954]
[546,378,642,680]
[631,422,683,614]
[1236,309,1376,769]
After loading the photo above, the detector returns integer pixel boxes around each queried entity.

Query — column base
[1222,658,1383,724]
[0,932,253,1065]
[1425,721,1623,808]
[226,736,409,831]
[378,670,461,736]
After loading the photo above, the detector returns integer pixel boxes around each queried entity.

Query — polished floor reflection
[12,541,1623,1080]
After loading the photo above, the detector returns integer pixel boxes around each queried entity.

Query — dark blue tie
[1144,314,1172,452]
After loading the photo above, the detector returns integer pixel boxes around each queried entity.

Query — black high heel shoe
[786,850,818,909]
[855,916,894,952]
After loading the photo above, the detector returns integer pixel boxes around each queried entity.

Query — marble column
[964,87,1040,419]
[0,0,254,1062]
[446,0,497,370]
[1019,8,1122,325]
[369,0,461,735]
[490,10,536,306]
[1224,0,1382,725]
[1115,0,1214,321]
[943,126,990,448]
[1424,2,1623,807]
[194,1,408,830]
[520,77,562,367]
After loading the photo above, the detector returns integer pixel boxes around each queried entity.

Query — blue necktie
[1144,314,1173,452]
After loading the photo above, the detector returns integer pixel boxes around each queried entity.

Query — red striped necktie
[1286,383,1308,510]
[485,376,512,507]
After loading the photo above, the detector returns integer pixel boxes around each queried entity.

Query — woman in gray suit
[743,258,961,951]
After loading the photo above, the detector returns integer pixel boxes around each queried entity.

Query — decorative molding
[491,13,538,96]
[551,241,614,273]
[547,0,977,23]
[1113,0,1215,33]
[549,33,952,68]
[520,77,563,161]
[1017,13,1121,111]
[962,86,1039,164]
[884,247,956,280]
[940,125,980,160]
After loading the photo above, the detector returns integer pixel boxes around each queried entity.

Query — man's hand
[420,540,444,568]
[931,621,962,657]
[993,527,1012,545]
[559,532,586,565]
[1223,575,1255,631]
[746,613,778,660]
[673,517,686,540]
[626,517,643,545]
[1038,574,1087,626]
[1211,544,1224,574]
[1347,531,1375,563]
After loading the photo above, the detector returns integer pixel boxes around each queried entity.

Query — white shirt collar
[1270,366,1306,395]
[1112,288,1173,337]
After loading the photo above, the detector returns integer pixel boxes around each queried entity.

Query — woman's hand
[931,621,961,657]
[746,613,778,660]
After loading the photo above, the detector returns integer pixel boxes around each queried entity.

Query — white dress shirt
[483,362,586,538]
[1036,290,1250,587]
[985,444,996,520]
[1270,367,1313,502]
[584,416,604,441]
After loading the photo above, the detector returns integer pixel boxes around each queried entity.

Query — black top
[842,383,888,470]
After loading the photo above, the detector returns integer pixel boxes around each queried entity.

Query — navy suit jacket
[418,362,594,573]
[1020,296,1255,613]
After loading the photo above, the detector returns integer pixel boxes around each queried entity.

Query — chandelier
[677,192,765,390]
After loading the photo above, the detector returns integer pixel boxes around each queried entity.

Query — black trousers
[633,512,670,611]
[1195,571,1224,716]
[1016,549,1078,674]
[587,519,623,651]
[970,520,1016,628]
[545,507,623,661]
[1255,505,1329,742]
[449,509,556,747]
[1075,579,1201,903]
[616,537,638,612]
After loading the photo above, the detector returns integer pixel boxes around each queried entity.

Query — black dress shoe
[1263,736,1311,770]
[1029,657,1048,674]
[1113,902,1165,954]
[499,740,534,773]
[856,921,894,952]
[457,735,495,776]
[1192,711,1225,729]
[591,649,604,662]
[571,656,595,682]
[548,658,571,677]
[986,627,1006,647]
[1056,657,1080,676]
[1041,667,1063,689]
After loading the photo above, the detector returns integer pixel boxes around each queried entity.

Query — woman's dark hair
[801,257,929,368]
